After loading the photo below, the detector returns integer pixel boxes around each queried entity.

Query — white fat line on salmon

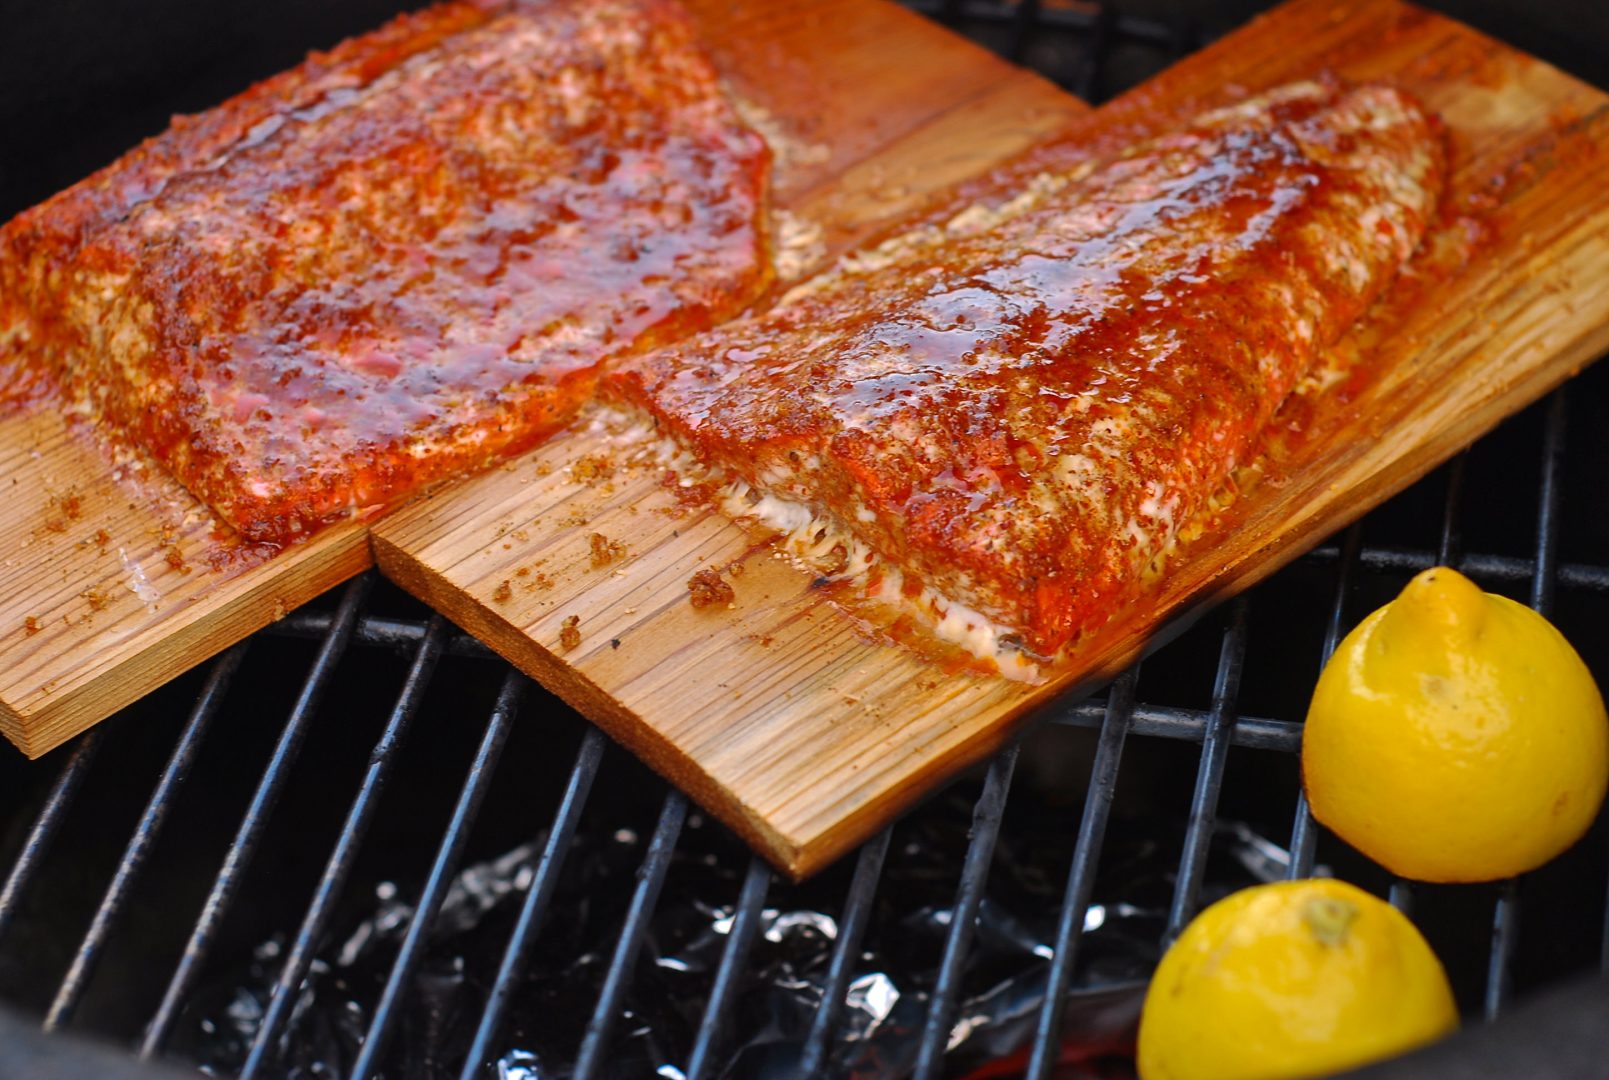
[589,404,1048,682]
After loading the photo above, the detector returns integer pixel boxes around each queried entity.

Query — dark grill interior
[4,1,1609,1077]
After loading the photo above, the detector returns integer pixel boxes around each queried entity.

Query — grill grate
[4,3,1609,1078]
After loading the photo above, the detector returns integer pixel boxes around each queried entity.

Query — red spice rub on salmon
[0,0,770,544]
[609,80,1444,662]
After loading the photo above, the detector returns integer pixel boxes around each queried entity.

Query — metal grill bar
[1025,668,1137,1080]
[456,727,608,1080]
[350,668,525,1080]
[1165,603,1249,939]
[797,827,893,1077]
[0,731,103,945]
[265,611,494,658]
[1389,880,1416,915]
[1486,880,1521,1018]
[909,0,1180,47]
[1287,521,1363,879]
[1052,700,1298,751]
[1303,546,1609,592]
[1005,0,1041,62]
[139,573,372,1060]
[1072,1,1114,101]
[1530,391,1567,617]
[1438,452,1469,567]
[239,612,447,1080]
[572,790,688,1079]
[684,856,771,1080]
[913,746,1020,1080]
[44,645,247,1031]
[1483,388,1567,1017]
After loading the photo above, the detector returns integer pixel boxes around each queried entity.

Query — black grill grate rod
[1437,452,1469,568]
[684,856,772,1080]
[1071,0,1115,101]
[456,726,608,1080]
[239,612,448,1080]
[1164,601,1250,940]
[265,610,494,659]
[1024,667,1138,1080]
[43,644,248,1032]
[349,668,525,1080]
[796,827,893,1077]
[1484,387,1568,1018]
[908,0,1181,48]
[1006,0,1042,62]
[1303,544,1609,592]
[1052,699,1299,752]
[913,745,1020,1080]
[1287,521,1363,880]
[138,573,372,1061]
[0,731,104,945]
[1529,390,1567,617]
[572,789,688,1079]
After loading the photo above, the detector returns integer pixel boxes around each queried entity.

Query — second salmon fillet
[608,80,1444,672]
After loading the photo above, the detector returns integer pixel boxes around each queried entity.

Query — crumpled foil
[181,791,1300,1079]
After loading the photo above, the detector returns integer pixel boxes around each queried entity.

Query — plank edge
[371,528,826,875]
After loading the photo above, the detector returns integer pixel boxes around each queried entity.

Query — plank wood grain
[0,0,1082,759]
[375,0,1609,879]
[0,404,371,758]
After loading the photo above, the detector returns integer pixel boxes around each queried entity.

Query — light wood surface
[0,0,1080,760]
[0,404,371,758]
[375,0,1609,879]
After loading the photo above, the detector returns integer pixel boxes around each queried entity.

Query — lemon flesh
[1303,566,1608,883]
[1137,879,1458,1080]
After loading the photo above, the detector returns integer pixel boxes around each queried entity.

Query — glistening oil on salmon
[608,78,1445,675]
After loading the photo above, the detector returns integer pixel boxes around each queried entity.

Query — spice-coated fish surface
[0,0,771,545]
[608,80,1444,671]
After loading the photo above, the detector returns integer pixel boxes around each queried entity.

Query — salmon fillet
[0,0,770,544]
[608,81,1444,667]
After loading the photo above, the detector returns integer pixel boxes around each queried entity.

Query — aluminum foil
[182,793,1298,1079]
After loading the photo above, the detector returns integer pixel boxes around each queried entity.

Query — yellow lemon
[1303,566,1608,882]
[1136,879,1458,1080]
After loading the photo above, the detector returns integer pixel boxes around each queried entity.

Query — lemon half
[1137,879,1458,1080]
[1303,566,1608,883]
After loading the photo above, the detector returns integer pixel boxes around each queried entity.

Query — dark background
[3,0,1609,220]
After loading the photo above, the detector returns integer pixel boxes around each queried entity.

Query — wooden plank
[685,0,1091,266]
[375,0,1609,879]
[0,0,1082,760]
[0,405,369,758]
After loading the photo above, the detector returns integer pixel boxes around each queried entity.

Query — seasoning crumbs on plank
[23,615,42,636]
[559,614,582,650]
[42,488,85,534]
[589,531,627,568]
[570,454,615,484]
[688,568,735,609]
[492,580,513,603]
